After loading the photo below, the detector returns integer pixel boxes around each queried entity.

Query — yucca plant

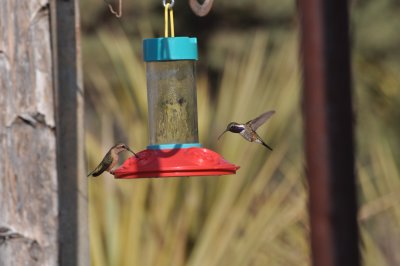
[83,2,400,265]
[84,24,309,265]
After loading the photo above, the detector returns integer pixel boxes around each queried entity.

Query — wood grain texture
[0,0,88,265]
[0,0,58,265]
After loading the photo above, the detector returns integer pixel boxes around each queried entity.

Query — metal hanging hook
[189,0,214,17]
[163,0,175,8]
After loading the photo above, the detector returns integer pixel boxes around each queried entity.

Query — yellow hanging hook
[164,0,175,37]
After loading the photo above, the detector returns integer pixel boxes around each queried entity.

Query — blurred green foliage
[82,0,400,265]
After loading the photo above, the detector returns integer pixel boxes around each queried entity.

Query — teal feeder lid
[143,37,198,61]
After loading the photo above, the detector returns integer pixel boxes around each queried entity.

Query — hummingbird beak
[127,147,139,158]
[217,130,227,140]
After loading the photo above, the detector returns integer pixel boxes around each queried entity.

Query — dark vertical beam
[50,0,89,265]
[298,0,359,265]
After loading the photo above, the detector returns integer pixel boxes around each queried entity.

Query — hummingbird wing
[246,110,275,131]
[87,151,113,177]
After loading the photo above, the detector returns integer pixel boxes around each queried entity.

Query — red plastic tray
[114,147,239,178]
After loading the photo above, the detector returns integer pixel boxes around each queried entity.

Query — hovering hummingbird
[218,110,275,150]
[87,143,138,177]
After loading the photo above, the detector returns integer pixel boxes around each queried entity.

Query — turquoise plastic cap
[147,143,202,150]
[143,37,198,62]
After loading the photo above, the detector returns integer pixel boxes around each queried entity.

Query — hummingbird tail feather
[87,169,96,177]
[87,163,107,177]
[262,141,273,151]
[92,170,103,177]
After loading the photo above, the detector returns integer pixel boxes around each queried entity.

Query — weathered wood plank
[0,0,58,265]
[0,0,88,264]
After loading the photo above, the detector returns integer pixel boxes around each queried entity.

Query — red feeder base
[113,147,239,179]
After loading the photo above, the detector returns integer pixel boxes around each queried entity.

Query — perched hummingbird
[87,143,138,177]
[218,110,275,150]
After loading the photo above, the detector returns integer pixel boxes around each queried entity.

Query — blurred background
[81,0,400,265]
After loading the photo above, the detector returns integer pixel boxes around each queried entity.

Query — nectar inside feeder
[114,4,238,178]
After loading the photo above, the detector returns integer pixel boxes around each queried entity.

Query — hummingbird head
[226,122,245,133]
[113,143,139,157]
[218,122,245,140]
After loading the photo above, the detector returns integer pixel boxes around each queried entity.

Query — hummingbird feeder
[114,1,239,178]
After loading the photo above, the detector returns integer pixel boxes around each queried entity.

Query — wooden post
[298,0,359,265]
[50,0,89,265]
[0,0,88,265]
